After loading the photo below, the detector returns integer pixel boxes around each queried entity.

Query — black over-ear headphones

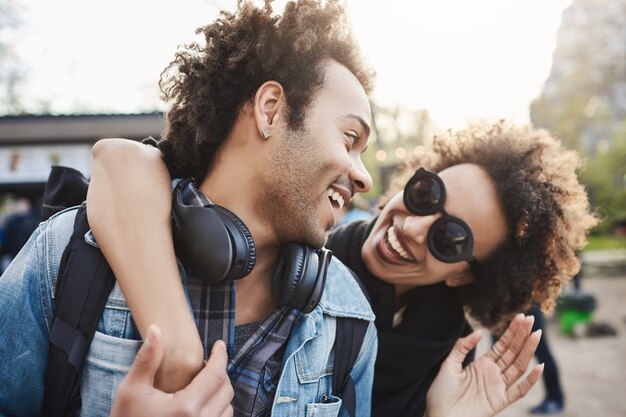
[171,178,332,313]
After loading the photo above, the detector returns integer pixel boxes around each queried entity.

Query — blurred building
[0,113,164,258]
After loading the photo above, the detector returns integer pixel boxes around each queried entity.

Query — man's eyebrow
[344,114,371,137]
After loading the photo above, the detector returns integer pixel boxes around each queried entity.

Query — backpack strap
[333,316,369,417]
[43,204,116,417]
[332,270,370,417]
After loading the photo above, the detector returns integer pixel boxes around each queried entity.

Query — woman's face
[361,163,508,292]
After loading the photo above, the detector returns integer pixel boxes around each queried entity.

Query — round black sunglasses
[403,167,480,274]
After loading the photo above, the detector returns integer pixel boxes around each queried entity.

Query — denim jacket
[0,206,377,417]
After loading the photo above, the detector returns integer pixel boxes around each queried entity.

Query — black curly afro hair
[158,0,375,181]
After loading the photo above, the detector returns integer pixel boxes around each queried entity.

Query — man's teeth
[386,227,415,261]
[327,189,345,209]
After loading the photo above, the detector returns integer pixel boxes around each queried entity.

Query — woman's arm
[86,138,204,392]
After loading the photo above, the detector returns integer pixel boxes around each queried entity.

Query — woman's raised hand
[425,313,543,417]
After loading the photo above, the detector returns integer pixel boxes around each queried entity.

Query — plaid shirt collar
[179,179,299,416]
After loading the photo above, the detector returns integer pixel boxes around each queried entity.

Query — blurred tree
[0,0,24,114]
[365,102,437,199]
[530,0,626,154]
[531,0,626,234]
[530,69,615,152]
[580,127,626,234]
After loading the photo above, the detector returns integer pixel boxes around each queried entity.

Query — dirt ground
[474,273,626,416]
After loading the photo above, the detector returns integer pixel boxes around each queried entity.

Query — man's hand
[154,335,205,393]
[426,313,543,417]
[111,325,234,417]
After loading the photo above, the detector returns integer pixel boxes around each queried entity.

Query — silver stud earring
[262,129,271,139]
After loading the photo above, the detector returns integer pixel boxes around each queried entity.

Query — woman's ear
[445,271,475,287]
[254,81,285,139]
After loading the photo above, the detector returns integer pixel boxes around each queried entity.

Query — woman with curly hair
[88,119,595,416]
[329,121,597,416]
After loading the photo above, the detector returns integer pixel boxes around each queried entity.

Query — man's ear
[445,271,475,287]
[254,81,285,138]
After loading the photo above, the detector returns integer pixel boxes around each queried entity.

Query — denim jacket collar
[317,259,375,321]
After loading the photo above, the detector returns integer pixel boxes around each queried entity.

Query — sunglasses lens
[407,178,442,213]
[431,220,470,260]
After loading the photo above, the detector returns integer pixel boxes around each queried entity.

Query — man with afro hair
[0,1,378,416]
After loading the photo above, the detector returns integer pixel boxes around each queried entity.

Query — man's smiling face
[259,60,373,248]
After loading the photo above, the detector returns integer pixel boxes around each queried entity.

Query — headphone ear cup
[212,205,256,279]
[273,243,307,311]
[172,197,233,283]
[171,181,255,283]
[273,243,329,313]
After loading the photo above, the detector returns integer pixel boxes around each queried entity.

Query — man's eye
[345,133,358,148]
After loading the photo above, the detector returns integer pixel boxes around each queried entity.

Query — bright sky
[10,0,572,129]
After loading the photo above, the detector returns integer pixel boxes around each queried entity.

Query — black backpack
[41,165,369,417]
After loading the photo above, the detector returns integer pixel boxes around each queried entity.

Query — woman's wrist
[154,326,205,392]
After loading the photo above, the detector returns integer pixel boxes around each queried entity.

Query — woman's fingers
[486,313,525,363]
[499,315,534,365]
[502,328,542,386]
[505,363,544,405]
[492,315,535,371]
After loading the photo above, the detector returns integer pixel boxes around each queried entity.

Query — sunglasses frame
[403,167,480,274]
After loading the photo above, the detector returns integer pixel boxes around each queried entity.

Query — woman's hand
[154,335,206,393]
[425,313,543,417]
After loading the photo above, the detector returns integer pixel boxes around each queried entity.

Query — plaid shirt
[180,180,299,417]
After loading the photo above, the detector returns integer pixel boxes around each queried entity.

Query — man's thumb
[206,339,228,372]
[125,324,164,385]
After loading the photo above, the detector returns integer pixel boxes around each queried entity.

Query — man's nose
[349,157,372,194]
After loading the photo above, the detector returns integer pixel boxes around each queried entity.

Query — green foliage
[585,235,626,251]
[580,126,626,233]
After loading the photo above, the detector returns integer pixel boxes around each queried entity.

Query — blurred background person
[337,195,374,226]
[0,197,40,274]
[527,305,565,415]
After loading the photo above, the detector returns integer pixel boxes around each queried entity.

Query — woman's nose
[402,213,438,245]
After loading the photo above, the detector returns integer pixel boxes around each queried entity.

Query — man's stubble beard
[256,127,328,248]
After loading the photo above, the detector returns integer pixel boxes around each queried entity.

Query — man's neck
[234,231,288,323]
[234,258,277,325]
[198,124,278,251]
[198,130,282,325]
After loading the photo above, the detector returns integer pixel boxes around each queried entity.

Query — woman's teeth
[327,189,345,209]
[386,227,415,261]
